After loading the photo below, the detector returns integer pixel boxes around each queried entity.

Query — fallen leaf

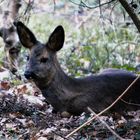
[0,81,11,90]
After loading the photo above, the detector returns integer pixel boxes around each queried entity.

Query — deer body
[0,0,22,73]
[0,25,21,73]
[39,69,140,115]
[15,21,140,116]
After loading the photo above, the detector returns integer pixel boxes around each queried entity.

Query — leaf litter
[0,71,140,139]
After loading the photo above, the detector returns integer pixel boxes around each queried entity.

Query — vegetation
[25,1,140,76]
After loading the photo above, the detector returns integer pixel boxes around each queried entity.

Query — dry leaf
[0,81,11,90]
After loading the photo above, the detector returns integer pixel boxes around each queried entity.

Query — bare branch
[69,0,116,9]
[87,107,126,140]
[118,0,140,33]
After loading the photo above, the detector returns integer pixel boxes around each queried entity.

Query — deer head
[15,21,65,87]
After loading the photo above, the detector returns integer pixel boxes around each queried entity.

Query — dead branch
[118,0,140,33]
[69,0,116,9]
[66,75,140,138]
[121,99,140,107]
[87,107,126,140]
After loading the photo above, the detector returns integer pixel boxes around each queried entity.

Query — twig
[69,0,116,9]
[24,0,34,16]
[121,99,140,107]
[75,0,115,29]
[52,131,70,140]
[66,75,140,138]
[76,10,94,29]
[87,107,126,140]
[109,0,119,24]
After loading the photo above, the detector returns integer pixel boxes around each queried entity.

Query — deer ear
[14,21,37,49]
[47,25,65,51]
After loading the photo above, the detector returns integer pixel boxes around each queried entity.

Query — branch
[87,107,126,140]
[121,99,140,107]
[66,75,140,138]
[118,0,140,33]
[69,0,116,9]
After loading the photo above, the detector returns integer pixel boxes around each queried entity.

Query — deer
[0,0,22,74]
[15,21,140,117]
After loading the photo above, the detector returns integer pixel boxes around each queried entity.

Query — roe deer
[0,23,21,73]
[15,21,140,117]
[0,0,22,74]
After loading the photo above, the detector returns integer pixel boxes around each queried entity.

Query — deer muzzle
[24,70,37,80]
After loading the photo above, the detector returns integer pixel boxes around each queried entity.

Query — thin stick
[66,75,140,138]
[121,99,140,107]
[87,107,125,140]
[69,0,115,9]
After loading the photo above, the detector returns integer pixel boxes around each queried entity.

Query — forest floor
[0,69,140,140]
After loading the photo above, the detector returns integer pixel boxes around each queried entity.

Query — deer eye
[26,55,29,61]
[40,57,48,63]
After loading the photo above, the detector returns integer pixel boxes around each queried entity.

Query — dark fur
[15,21,140,115]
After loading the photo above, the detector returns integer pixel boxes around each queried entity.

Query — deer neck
[39,58,77,99]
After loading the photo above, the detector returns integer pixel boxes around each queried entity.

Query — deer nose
[24,71,35,79]
[5,38,13,46]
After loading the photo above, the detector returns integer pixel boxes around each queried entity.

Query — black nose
[24,71,35,79]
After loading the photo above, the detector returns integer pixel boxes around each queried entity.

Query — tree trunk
[118,0,140,33]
